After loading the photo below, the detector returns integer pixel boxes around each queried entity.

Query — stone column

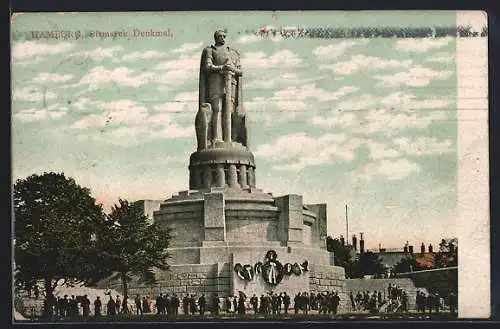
[239,164,248,188]
[247,167,255,188]
[203,166,212,189]
[204,192,225,241]
[228,164,238,188]
[216,164,225,187]
[193,167,203,189]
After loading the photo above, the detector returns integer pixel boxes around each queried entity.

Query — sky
[11,11,486,250]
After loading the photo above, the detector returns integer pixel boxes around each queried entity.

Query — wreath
[254,262,263,274]
[283,263,293,275]
[291,263,302,275]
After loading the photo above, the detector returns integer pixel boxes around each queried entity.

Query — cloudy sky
[11,11,486,250]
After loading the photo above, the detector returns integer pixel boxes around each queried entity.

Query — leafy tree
[393,255,428,274]
[326,236,353,268]
[97,199,172,297]
[435,238,458,268]
[13,172,106,317]
[349,252,385,278]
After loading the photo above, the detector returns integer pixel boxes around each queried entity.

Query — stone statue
[196,30,249,149]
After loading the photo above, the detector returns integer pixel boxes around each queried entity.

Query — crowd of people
[348,284,409,313]
[30,286,458,319]
[38,290,344,319]
[416,291,457,314]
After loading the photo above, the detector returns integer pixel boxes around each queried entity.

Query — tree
[326,236,352,267]
[13,172,106,317]
[435,238,458,268]
[349,252,385,278]
[393,255,428,274]
[97,199,172,298]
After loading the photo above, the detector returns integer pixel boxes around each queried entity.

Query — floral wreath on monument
[233,250,309,285]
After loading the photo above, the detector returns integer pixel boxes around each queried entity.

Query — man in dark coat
[182,295,189,315]
[189,295,197,315]
[94,296,102,316]
[134,295,143,315]
[283,292,290,314]
[211,294,220,315]
[198,294,207,316]
[156,293,164,315]
[250,294,258,314]
[81,295,91,318]
[107,296,116,316]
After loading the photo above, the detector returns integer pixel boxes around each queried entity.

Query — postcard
[11,10,489,321]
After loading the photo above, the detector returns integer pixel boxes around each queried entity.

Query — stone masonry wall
[105,263,231,299]
[309,264,349,312]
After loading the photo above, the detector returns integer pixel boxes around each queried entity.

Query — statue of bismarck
[196,30,249,150]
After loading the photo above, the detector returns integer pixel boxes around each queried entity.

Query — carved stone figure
[197,30,248,148]
[195,103,212,150]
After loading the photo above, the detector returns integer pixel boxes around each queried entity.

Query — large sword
[222,69,233,143]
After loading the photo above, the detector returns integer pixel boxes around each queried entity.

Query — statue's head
[214,30,226,45]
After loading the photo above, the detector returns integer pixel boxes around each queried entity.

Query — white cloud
[155,69,198,86]
[363,140,401,160]
[394,136,454,156]
[310,112,357,128]
[255,132,361,171]
[76,66,155,90]
[272,84,358,102]
[337,94,376,110]
[245,72,318,90]
[426,52,455,64]
[313,41,357,59]
[13,56,47,67]
[121,50,167,61]
[14,104,68,122]
[70,46,124,61]
[247,84,357,125]
[12,41,75,60]
[395,37,453,53]
[154,91,198,113]
[72,97,95,111]
[375,65,453,87]
[104,122,194,145]
[380,92,452,110]
[241,50,302,69]
[320,55,412,75]
[154,54,199,70]
[79,111,194,146]
[13,86,57,102]
[33,73,74,83]
[171,42,203,54]
[354,109,448,134]
[70,99,149,129]
[358,158,421,181]
[236,34,260,44]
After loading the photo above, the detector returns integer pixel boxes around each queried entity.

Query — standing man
[283,292,290,314]
[82,295,91,318]
[94,296,102,316]
[211,294,220,316]
[250,294,259,314]
[182,295,189,315]
[198,294,207,316]
[350,292,356,312]
[156,293,164,315]
[134,295,143,315]
[115,295,121,314]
